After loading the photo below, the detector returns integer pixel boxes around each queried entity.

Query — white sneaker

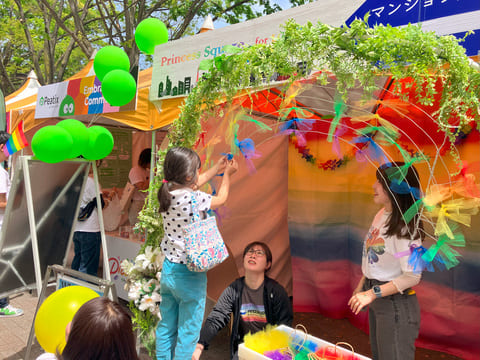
[0,304,24,317]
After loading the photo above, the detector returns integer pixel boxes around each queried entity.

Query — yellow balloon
[34,286,99,353]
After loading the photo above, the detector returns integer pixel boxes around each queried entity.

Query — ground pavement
[0,291,461,360]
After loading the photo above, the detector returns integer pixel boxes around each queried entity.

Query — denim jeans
[156,259,207,360]
[365,278,420,360]
[71,231,101,276]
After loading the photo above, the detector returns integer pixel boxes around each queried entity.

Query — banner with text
[149,0,364,102]
[35,75,136,119]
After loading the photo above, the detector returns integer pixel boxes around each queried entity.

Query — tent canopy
[5,71,41,112]
[9,58,181,133]
[5,71,41,131]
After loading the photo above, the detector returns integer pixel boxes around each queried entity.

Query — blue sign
[346,0,480,56]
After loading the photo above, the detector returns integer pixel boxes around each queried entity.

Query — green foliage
[172,18,480,148]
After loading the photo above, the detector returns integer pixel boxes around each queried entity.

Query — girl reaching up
[156,147,238,360]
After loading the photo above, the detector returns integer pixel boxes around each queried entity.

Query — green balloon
[101,70,136,107]
[93,46,130,82]
[135,18,168,55]
[82,126,114,160]
[56,119,89,159]
[31,126,73,163]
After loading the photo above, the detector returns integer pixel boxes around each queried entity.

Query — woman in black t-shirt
[192,242,293,360]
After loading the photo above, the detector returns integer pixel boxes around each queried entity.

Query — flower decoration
[122,246,164,318]
[121,246,165,356]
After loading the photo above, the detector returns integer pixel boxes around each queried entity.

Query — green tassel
[422,224,465,267]
[327,98,346,142]
[238,115,272,131]
[402,199,424,224]
[278,106,313,121]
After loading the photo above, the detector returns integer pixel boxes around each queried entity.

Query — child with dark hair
[0,130,23,317]
[128,147,151,225]
[36,297,138,360]
[156,147,238,360]
[71,160,106,277]
[348,162,423,360]
[192,241,293,360]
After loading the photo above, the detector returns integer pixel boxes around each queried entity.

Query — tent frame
[0,157,110,298]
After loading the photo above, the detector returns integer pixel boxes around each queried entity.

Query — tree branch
[172,0,207,40]
[13,0,45,85]
[37,0,94,57]
[211,0,254,22]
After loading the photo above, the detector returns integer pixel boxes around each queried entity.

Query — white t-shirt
[160,189,212,263]
[361,208,421,282]
[75,176,101,233]
[129,166,149,201]
[0,166,11,229]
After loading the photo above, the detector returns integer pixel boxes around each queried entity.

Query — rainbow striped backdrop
[288,135,480,360]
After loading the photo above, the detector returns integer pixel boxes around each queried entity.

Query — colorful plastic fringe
[264,349,292,360]
[389,178,421,199]
[426,198,480,239]
[279,118,316,147]
[327,98,347,142]
[315,345,358,360]
[332,124,347,158]
[235,137,261,174]
[352,133,388,164]
[402,199,424,224]
[422,229,464,270]
[407,245,446,273]
[244,325,290,355]
[385,155,426,185]
[238,114,273,132]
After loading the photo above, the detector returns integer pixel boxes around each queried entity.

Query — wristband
[373,285,382,298]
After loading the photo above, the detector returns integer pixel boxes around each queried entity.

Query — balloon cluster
[92,18,168,107]
[31,119,114,163]
[94,46,136,107]
[34,286,99,353]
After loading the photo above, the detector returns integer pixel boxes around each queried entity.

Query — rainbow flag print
[3,120,28,157]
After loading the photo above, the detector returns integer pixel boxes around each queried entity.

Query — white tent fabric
[5,71,41,112]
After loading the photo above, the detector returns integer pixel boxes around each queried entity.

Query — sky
[212,0,297,29]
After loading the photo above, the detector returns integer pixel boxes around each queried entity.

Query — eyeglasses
[246,249,266,257]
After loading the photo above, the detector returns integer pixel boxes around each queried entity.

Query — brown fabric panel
[203,116,292,301]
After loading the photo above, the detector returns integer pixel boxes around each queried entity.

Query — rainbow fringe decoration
[244,325,290,355]
[3,121,28,157]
